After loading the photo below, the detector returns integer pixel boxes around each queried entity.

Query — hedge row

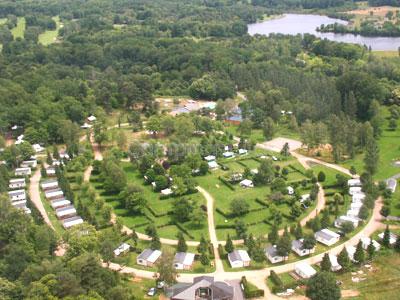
[255,198,269,207]
[145,204,171,218]
[241,276,265,299]
[174,221,195,240]
[288,164,306,176]
[218,176,236,191]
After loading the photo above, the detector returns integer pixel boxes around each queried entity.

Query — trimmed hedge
[269,270,283,288]
[218,176,236,191]
[174,221,195,240]
[255,198,269,207]
[241,276,265,299]
[145,204,170,218]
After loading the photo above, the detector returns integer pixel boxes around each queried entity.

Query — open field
[372,50,398,58]
[11,17,25,39]
[39,16,62,45]
[348,6,399,17]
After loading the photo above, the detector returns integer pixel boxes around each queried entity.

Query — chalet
[62,216,84,229]
[222,151,235,158]
[87,115,97,122]
[161,188,173,196]
[21,160,37,168]
[45,189,64,200]
[347,178,361,187]
[9,178,26,189]
[352,192,366,203]
[32,144,45,153]
[265,245,288,263]
[240,179,254,188]
[208,161,219,170]
[315,229,340,246]
[328,254,342,272]
[55,205,77,219]
[238,149,248,155]
[173,252,195,270]
[300,194,310,203]
[46,167,56,176]
[287,186,294,195]
[15,167,31,176]
[360,237,380,251]
[228,249,251,268]
[349,186,362,195]
[137,249,162,267]
[114,243,130,256]
[378,232,398,245]
[166,276,234,300]
[8,189,26,201]
[291,239,315,257]
[345,245,356,261]
[41,180,59,190]
[334,215,360,228]
[51,198,71,209]
[204,155,216,162]
[386,178,397,193]
[295,262,317,279]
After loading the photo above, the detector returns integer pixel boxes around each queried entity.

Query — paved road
[29,167,54,230]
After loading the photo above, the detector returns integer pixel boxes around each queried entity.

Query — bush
[241,276,265,299]
[218,244,225,257]
[218,176,236,191]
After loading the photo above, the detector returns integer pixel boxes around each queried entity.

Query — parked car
[147,287,156,296]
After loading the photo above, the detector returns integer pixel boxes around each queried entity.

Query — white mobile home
[137,249,162,267]
[291,239,315,257]
[315,229,340,246]
[328,254,342,272]
[352,192,366,203]
[295,262,317,279]
[46,167,56,176]
[62,216,84,229]
[347,178,361,187]
[21,160,37,168]
[8,189,26,201]
[360,237,380,251]
[114,243,131,256]
[228,250,251,268]
[55,205,77,219]
[51,198,71,209]
[41,180,59,190]
[334,215,360,228]
[9,178,26,189]
[345,245,356,262]
[173,252,195,270]
[378,232,398,245]
[349,186,362,195]
[240,179,254,188]
[15,167,31,176]
[45,189,64,200]
[204,155,216,162]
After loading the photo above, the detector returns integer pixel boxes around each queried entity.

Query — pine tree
[364,138,379,175]
[200,252,210,265]
[367,240,376,259]
[151,234,161,250]
[338,247,351,271]
[268,225,279,245]
[354,241,365,264]
[46,150,52,165]
[252,238,266,263]
[197,235,208,254]
[382,225,391,247]
[177,232,187,253]
[245,234,256,256]
[40,166,47,178]
[395,235,400,252]
[321,210,331,229]
[224,234,234,253]
[321,253,332,272]
[294,222,303,239]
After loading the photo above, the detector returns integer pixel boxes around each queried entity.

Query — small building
[360,237,380,251]
[222,151,235,158]
[265,245,288,263]
[55,205,77,219]
[41,180,59,191]
[51,198,71,209]
[32,144,45,153]
[346,208,360,218]
[46,167,56,176]
[295,262,317,279]
[287,186,294,195]
[386,178,397,193]
[45,189,64,200]
[114,243,131,256]
[238,149,248,155]
[87,115,97,122]
[208,161,219,170]
[52,159,62,166]
[239,179,254,188]
[250,168,258,175]
[161,188,173,196]
[9,178,26,189]
[350,202,363,210]
[347,178,361,187]
[173,252,195,270]
[352,192,366,203]
[8,189,26,202]
[272,156,278,161]
[62,216,84,229]
[349,186,362,195]
[300,194,310,203]
[334,215,360,229]
[328,254,342,272]
[21,160,37,168]
[228,249,251,268]
[81,123,92,129]
[204,155,216,162]
[378,232,398,245]
[15,167,31,176]
[291,239,315,257]
[345,245,356,261]
[137,249,162,267]
[315,229,340,246]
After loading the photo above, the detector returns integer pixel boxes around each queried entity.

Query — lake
[248,14,400,51]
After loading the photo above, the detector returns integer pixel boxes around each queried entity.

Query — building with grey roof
[265,245,288,263]
[291,239,315,257]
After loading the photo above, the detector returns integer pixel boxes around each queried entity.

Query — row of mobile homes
[9,178,26,189]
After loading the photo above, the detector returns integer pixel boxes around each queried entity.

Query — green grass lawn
[11,17,25,39]
[38,16,61,45]
[90,162,209,241]
[340,108,400,181]
[0,18,6,25]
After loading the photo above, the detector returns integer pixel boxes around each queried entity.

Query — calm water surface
[248,14,400,51]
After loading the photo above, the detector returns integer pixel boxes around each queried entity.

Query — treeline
[319,20,400,37]
[251,0,354,9]
[368,0,400,6]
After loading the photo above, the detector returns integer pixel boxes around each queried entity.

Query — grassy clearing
[38,16,61,45]
[11,17,25,39]
[373,50,399,58]
[0,18,7,25]
[340,109,400,181]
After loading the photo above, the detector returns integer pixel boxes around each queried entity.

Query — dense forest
[0,0,400,298]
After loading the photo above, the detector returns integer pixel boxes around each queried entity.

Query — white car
[147,287,156,296]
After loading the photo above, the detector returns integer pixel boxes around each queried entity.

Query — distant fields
[373,51,399,58]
